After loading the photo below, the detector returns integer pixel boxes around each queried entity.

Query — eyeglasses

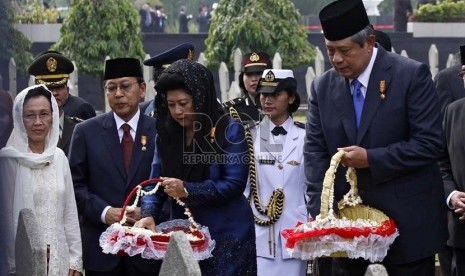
[104,81,139,94]
[23,112,52,123]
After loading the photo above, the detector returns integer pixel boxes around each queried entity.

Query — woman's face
[260,90,295,124]
[166,89,195,129]
[22,95,52,147]
[242,72,262,98]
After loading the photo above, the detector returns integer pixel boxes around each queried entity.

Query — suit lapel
[101,113,126,180]
[357,49,392,144]
[331,75,357,144]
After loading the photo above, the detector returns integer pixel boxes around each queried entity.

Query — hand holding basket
[99,178,215,260]
[282,150,399,262]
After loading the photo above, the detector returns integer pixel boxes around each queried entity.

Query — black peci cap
[241,52,272,73]
[28,51,74,87]
[319,0,370,41]
[103,58,143,80]
[143,43,195,70]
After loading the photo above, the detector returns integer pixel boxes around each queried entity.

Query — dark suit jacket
[58,116,80,157]
[69,112,158,272]
[305,45,447,264]
[434,64,465,117]
[0,89,13,149]
[441,98,465,249]
[63,94,96,120]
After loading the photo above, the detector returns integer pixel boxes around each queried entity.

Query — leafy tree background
[52,0,145,77]
[204,0,316,69]
[0,0,31,79]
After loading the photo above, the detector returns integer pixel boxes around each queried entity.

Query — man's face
[105,77,146,121]
[48,84,69,109]
[325,35,375,79]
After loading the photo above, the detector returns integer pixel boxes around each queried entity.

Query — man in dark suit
[441,82,465,276]
[305,0,447,275]
[28,51,84,156]
[139,3,153,33]
[69,58,159,275]
[435,54,465,117]
[438,46,465,276]
[0,89,13,149]
[28,51,96,121]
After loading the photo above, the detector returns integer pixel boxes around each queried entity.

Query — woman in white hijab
[0,85,82,275]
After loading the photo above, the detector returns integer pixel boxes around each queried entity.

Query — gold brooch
[141,135,147,151]
[46,57,57,72]
[379,80,386,99]
[210,127,216,143]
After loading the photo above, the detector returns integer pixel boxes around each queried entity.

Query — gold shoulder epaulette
[222,97,244,108]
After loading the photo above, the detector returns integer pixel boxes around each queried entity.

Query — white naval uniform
[245,116,308,276]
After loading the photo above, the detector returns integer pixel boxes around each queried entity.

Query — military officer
[29,51,96,121]
[223,52,272,127]
[28,51,85,156]
[245,69,307,276]
[141,42,195,117]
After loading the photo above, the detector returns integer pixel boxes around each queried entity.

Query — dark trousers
[86,258,162,276]
[439,244,454,276]
[314,255,435,276]
[452,247,465,276]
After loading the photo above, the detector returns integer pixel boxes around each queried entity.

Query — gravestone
[15,208,46,276]
[364,264,388,276]
[159,231,201,276]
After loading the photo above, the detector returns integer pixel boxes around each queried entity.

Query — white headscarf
[0,84,59,166]
[0,84,60,274]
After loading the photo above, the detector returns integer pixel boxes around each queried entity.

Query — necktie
[271,126,287,136]
[352,79,364,129]
[121,124,134,172]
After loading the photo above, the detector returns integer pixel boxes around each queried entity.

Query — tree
[0,0,32,78]
[53,0,145,77]
[204,0,316,69]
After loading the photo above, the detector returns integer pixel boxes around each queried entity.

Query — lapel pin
[379,80,386,99]
[141,135,147,151]
[210,127,216,143]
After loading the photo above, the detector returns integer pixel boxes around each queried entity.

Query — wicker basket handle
[319,150,360,219]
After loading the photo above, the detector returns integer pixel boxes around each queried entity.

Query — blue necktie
[352,79,364,129]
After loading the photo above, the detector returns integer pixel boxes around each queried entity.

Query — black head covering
[155,59,228,181]
[319,0,370,41]
[103,58,143,80]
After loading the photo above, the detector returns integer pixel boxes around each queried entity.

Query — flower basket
[282,151,399,262]
[99,178,215,260]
